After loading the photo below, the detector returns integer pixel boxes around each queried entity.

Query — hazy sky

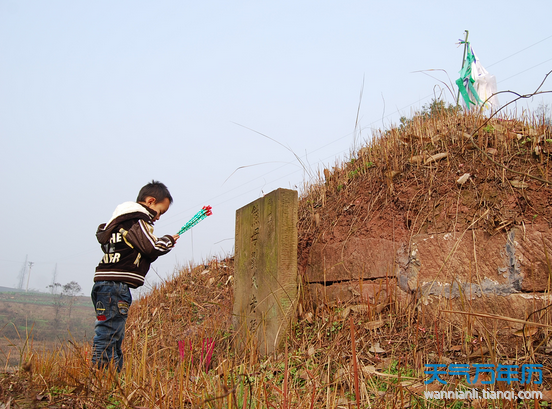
[1,1,551,296]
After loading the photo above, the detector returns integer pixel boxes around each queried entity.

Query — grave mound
[297,106,552,329]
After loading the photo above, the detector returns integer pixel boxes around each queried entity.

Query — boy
[91,180,179,371]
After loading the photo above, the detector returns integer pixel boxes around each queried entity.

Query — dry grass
[299,104,552,240]
[2,257,550,408]
[0,260,551,408]
[2,106,552,408]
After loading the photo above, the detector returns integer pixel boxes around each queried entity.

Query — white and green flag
[456,42,499,111]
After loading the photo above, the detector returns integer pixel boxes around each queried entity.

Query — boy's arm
[124,219,176,260]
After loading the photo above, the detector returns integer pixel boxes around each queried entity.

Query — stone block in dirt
[307,278,396,307]
[513,224,552,292]
[305,237,396,283]
[398,224,552,296]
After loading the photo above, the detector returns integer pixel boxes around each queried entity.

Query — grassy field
[0,291,94,367]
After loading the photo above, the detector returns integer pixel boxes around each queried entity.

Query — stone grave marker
[233,188,298,355]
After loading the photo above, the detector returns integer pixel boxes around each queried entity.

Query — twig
[232,122,313,179]
[411,69,457,101]
[350,316,360,408]
[465,69,552,185]
[440,310,552,328]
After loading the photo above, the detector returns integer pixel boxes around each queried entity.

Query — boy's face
[142,197,171,221]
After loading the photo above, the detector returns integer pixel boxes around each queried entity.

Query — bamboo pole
[456,30,470,106]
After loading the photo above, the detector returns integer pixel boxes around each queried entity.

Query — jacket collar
[105,201,154,227]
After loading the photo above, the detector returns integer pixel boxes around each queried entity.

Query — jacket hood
[96,202,155,244]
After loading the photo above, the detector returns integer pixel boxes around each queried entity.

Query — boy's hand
[172,234,180,242]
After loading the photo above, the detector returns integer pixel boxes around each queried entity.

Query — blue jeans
[91,281,132,371]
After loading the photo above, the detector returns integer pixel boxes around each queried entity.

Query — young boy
[91,180,179,371]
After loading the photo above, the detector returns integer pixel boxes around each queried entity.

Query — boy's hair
[136,180,174,204]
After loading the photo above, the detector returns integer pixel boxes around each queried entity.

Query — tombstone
[233,188,298,355]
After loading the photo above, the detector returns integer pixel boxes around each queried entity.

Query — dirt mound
[297,107,552,279]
